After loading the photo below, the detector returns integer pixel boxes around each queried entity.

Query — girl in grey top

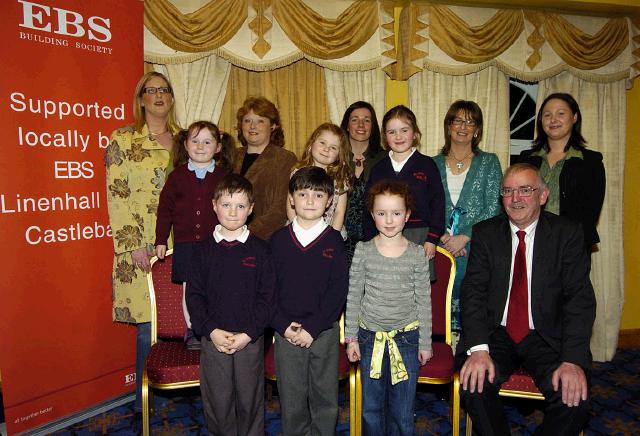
[345,180,432,435]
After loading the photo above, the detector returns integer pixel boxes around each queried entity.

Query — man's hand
[460,350,495,394]
[552,362,588,407]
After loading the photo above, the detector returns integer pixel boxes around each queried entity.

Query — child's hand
[293,329,313,348]
[423,242,436,260]
[346,342,361,362]
[228,333,252,352]
[155,244,167,259]
[210,329,234,353]
[418,349,433,366]
[284,322,302,341]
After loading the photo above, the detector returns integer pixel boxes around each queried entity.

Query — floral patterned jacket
[105,124,171,323]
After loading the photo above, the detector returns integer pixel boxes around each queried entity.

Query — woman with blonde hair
[105,71,180,412]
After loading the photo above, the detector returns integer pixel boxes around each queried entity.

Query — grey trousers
[200,336,265,436]
[275,323,339,436]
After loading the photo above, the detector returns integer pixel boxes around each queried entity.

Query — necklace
[449,150,473,169]
[149,129,168,136]
[354,156,365,167]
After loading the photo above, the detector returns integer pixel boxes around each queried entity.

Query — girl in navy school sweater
[363,105,445,262]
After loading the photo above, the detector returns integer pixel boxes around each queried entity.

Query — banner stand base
[16,393,134,436]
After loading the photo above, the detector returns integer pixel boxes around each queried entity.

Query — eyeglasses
[500,186,539,197]
[451,118,477,127]
[143,87,171,95]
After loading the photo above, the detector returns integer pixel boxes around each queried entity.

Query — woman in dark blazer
[520,92,605,252]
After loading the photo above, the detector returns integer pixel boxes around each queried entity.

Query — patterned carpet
[50,348,640,435]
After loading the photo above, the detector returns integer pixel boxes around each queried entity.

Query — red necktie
[507,230,529,343]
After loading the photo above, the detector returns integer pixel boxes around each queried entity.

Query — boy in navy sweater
[270,166,349,436]
[186,174,275,436]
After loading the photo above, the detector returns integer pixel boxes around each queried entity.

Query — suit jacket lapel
[530,213,550,322]
[494,216,513,319]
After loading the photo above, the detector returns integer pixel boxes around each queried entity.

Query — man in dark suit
[458,163,596,436]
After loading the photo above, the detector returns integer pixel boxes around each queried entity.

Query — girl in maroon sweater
[154,120,234,348]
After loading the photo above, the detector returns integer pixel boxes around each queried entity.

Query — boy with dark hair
[187,173,275,436]
[270,166,349,435]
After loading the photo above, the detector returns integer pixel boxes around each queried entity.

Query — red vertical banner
[0,1,143,433]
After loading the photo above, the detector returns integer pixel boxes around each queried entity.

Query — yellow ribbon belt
[364,320,420,385]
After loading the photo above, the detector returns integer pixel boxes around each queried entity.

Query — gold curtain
[396,4,635,82]
[428,5,524,64]
[387,2,428,80]
[541,14,629,70]
[145,0,379,60]
[217,59,329,158]
[144,0,247,52]
[272,0,378,60]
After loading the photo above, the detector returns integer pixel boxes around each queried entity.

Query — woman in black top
[520,92,605,252]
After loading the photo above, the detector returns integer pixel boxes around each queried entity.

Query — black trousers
[460,327,590,436]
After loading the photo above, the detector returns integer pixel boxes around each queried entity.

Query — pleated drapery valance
[144,0,396,72]
[396,3,639,83]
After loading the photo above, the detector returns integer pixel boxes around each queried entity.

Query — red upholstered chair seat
[146,342,200,384]
[500,368,542,394]
[264,341,276,379]
[418,342,454,379]
[338,343,349,378]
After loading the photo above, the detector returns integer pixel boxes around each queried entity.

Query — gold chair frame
[142,250,200,436]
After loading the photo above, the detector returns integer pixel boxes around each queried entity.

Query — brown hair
[235,96,285,148]
[381,105,422,150]
[213,174,254,204]
[288,166,334,196]
[366,180,414,213]
[531,92,587,153]
[132,71,180,134]
[441,100,484,156]
[294,123,351,193]
[172,121,235,171]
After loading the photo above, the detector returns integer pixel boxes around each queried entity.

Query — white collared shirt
[468,218,538,355]
[291,216,328,247]
[389,147,416,173]
[213,224,250,243]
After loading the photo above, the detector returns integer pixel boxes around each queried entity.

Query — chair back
[147,250,188,344]
[431,246,456,343]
